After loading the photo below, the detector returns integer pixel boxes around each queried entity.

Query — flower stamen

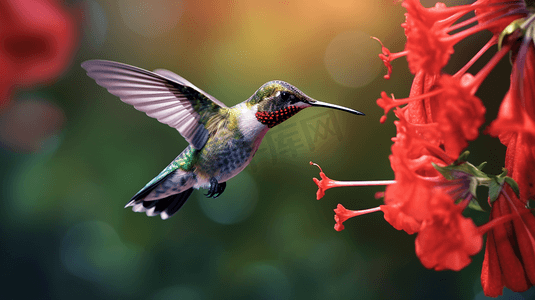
[454,36,498,78]
[310,161,395,200]
[372,36,408,80]
[334,204,382,231]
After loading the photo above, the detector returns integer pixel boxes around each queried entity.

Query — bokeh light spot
[60,221,148,295]
[0,98,64,153]
[324,31,382,88]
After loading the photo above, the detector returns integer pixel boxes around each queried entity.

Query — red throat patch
[255,105,303,128]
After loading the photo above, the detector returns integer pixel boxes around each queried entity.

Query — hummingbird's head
[250,81,364,128]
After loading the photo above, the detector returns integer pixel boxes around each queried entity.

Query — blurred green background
[1,0,533,299]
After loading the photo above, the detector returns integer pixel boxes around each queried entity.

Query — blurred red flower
[0,0,79,108]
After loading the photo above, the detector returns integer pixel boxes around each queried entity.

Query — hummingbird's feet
[205,177,226,198]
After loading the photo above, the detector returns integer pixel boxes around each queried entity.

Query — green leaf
[432,160,489,182]
[432,152,523,212]
[455,151,471,165]
[432,162,456,180]
[468,199,485,211]
[504,176,520,199]
[469,177,478,199]
[488,179,502,203]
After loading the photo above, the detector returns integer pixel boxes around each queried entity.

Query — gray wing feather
[81,59,222,149]
[153,68,228,108]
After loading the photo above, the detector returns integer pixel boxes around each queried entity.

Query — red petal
[381,204,421,235]
[474,0,527,35]
[435,75,486,158]
[493,197,530,291]
[481,224,504,297]
[510,203,535,286]
[414,199,482,271]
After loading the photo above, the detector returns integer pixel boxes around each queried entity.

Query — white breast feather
[237,103,268,143]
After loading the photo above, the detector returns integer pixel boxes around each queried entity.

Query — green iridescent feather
[132,146,199,198]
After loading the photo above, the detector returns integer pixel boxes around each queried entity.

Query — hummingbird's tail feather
[125,187,194,220]
[125,168,197,219]
[129,188,194,219]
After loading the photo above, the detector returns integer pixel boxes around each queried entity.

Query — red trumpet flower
[311,0,535,296]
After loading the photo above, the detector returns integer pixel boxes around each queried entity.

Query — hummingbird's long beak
[308,99,365,116]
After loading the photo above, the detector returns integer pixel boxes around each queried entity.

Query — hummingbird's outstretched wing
[81,60,227,150]
[151,68,227,108]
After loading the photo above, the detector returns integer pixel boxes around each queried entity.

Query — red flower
[415,189,531,273]
[311,161,396,201]
[333,204,381,232]
[310,163,395,231]
[475,0,527,35]
[483,39,535,297]
[434,74,486,157]
[378,108,473,236]
[382,171,442,234]
[312,1,535,293]
[402,0,458,74]
[374,0,522,274]
[372,37,407,80]
[377,72,441,123]
[380,203,421,235]
[482,188,535,296]
[401,0,527,75]
[384,142,438,233]
[375,0,528,80]
[310,162,338,200]
[487,89,535,140]
[0,0,79,108]
[380,73,459,234]
[488,43,535,141]
[415,193,482,271]
[378,74,491,158]
[495,39,535,204]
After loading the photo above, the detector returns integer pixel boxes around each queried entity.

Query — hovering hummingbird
[82,60,364,219]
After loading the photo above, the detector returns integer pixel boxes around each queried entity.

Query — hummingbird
[82,60,364,220]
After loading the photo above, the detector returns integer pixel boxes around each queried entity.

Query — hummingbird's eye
[280,91,297,103]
